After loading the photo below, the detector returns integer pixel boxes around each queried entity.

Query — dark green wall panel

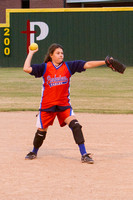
[0,9,133,67]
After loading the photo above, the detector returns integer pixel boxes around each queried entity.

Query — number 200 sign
[4,28,10,56]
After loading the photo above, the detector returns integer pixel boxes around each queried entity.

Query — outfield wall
[0,8,133,67]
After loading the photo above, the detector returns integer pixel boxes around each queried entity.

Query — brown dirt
[0,112,133,200]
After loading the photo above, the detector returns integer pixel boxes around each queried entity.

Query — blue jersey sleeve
[65,60,86,75]
[30,63,46,78]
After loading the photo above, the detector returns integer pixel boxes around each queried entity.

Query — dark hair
[44,43,64,63]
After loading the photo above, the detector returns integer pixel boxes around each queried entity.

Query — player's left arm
[84,60,105,69]
[84,57,126,74]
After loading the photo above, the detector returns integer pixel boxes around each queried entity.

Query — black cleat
[25,152,37,160]
[81,153,94,164]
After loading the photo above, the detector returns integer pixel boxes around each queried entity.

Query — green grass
[0,66,133,113]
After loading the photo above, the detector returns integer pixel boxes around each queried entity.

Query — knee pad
[69,119,85,145]
[33,130,47,148]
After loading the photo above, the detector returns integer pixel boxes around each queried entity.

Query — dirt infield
[0,112,133,200]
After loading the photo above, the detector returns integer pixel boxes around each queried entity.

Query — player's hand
[28,46,39,54]
[105,56,126,74]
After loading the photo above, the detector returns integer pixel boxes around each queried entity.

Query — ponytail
[44,54,52,63]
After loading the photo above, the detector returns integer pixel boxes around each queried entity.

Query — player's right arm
[23,48,38,73]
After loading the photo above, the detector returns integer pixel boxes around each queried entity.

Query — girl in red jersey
[23,43,106,164]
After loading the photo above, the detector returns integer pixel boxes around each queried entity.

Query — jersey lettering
[47,75,68,87]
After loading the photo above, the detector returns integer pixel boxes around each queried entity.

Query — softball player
[23,43,106,164]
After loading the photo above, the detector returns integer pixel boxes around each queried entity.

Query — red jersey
[30,60,86,112]
[40,61,71,109]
